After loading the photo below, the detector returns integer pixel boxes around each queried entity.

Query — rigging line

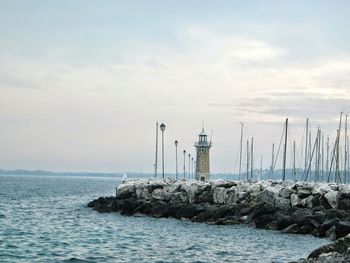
[327,135,338,183]
[303,132,319,182]
[233,141,240,176]
[272,121,286,171]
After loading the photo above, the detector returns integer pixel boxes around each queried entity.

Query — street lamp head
[183,150,186,154]
[160,123,166,132]
[189,154,191,157]
[174,140,178,146]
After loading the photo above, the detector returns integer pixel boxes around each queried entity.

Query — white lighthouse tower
[194,127,212,181]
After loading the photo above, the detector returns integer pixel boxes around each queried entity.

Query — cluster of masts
[153,122,195,180]
[237,112,350,183]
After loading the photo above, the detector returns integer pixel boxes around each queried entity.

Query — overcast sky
[0,1,349,173]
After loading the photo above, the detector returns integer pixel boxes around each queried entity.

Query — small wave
[61,258,97,263]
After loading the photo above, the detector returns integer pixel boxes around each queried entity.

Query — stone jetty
[88,178,350,260]
[88,178,350,238]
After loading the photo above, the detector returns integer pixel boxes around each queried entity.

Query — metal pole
[154,122,158,178]
[259,155,262,181]
[251,137,254,179]
[191,158,194,180]
[161,130,165,179]
[282,118,288,181]
[336,112,343,183]
[239,122,244,180]
[293,140,296,182]
[345,114,348,184]
[194,160,196,180]
[188,154,191,180]
[183,150,186,179]
[321,133,324,182]
[270,143,274,180]
[305,118,309,171]
[175,141,178,179]
[326,136,329,180]
[246,140,249,181]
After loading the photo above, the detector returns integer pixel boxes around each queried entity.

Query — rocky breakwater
[88,179,350,240]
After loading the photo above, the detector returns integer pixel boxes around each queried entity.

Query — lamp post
[183,150,186,179]
[160,123,166,179]
[191,157,194,180]
[188,154,191,180]
[175,140,178,179]
[194,160,196,180]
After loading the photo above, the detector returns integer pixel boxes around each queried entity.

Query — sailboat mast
[251,137,254,179]
[260,154,263,181]
[271,143,274,179]
[305,118,309,171]
[326,136,330,180]
[336,112,343,183]
[246,140,249,181]
[293,140,296,181]
[282,118,288,181]
[344,114,348,184]
[321,133,324,182]
[239,122,244,180]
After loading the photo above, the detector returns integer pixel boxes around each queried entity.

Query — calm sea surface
[0,175,331,263]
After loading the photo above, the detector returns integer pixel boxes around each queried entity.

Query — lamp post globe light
[183,150,186,179]
[160,123,166,179]
[174,140,178,180]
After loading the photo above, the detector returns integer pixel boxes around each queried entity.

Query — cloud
[0,24,349,172]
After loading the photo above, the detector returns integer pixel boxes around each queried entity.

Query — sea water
[0,175,331,263]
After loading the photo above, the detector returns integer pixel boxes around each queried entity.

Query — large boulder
[274,197,290,210]
[311,183,332,195]
[213,187,226,204]
[256,187,279,205]
[296,186,312,198]
[291,193,302,207]
[116,182,136,199]
[324,190,338,208]
[280,187,294,199]
[281,223,299,234]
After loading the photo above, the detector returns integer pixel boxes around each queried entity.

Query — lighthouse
[194,127,212,181]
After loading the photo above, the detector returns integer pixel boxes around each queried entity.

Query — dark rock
[338,199,350,210]
[299,225,314,234]
[321,218,350,239]
[149,200,179,218]
[196,190,214,204]
[324,209,348,221]
[254,214,277,228]
[192,205,231,222]
[146,183,164,193]
[249,203,278,221]
[215,182,237,188]
[274,211,294,230]
[307,234,350,260]
[265,221,279,230]
[175,204,205,219]
[297,187,312,198]
[88,196,117,212]
[119,199,143,215]
[281,223,299,234]
[325,225,337,240]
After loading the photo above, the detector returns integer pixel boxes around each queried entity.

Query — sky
[0,1,350,173]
